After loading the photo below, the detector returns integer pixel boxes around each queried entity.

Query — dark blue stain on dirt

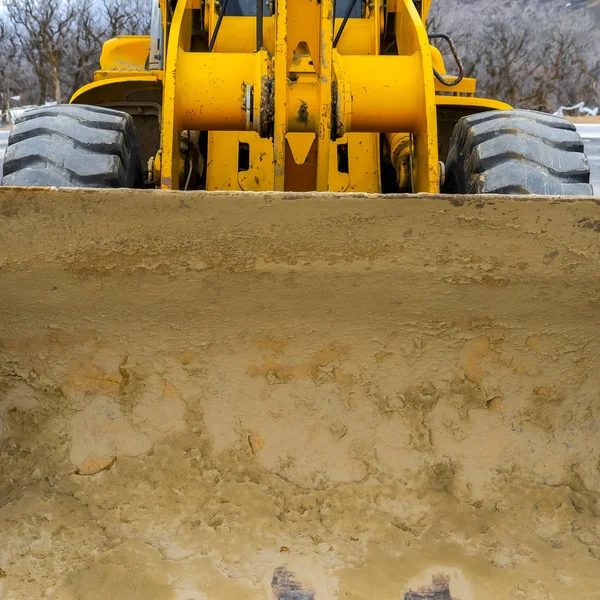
[404,574,453,600]
[271,567,315,600]
[404,590,452,600]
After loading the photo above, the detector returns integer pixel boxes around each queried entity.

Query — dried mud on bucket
[0,189,599,599]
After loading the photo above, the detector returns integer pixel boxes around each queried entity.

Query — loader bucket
[1,188,599,599]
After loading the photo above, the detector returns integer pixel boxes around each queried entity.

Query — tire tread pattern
[1,104,143,188]
[444,109,592,195]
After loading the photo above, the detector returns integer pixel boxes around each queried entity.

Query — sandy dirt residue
[0,190,599,599]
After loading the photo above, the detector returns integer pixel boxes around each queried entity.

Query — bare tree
[428,0,600,112]
[63,0,152,97]
[102,0,152,38]
[0,23,19,119]
[66,3,106,97]
[0,20,38,120]
[5,0,78,103]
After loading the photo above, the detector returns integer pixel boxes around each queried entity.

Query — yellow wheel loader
[1,1,599,599]
[0,0,593,194]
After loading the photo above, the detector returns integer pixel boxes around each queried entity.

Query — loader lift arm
[159,0,440,192]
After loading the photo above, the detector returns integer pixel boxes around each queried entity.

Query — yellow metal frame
[71,35,162,107]
[158,0,441,192]
[436,96,511,111]
[71,76,161,105]
[70,0,513,193]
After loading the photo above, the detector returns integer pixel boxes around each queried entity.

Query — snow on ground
[578,123,600,194]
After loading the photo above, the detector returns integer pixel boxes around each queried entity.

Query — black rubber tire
[1,104,143,188]
[444,109,593,195]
